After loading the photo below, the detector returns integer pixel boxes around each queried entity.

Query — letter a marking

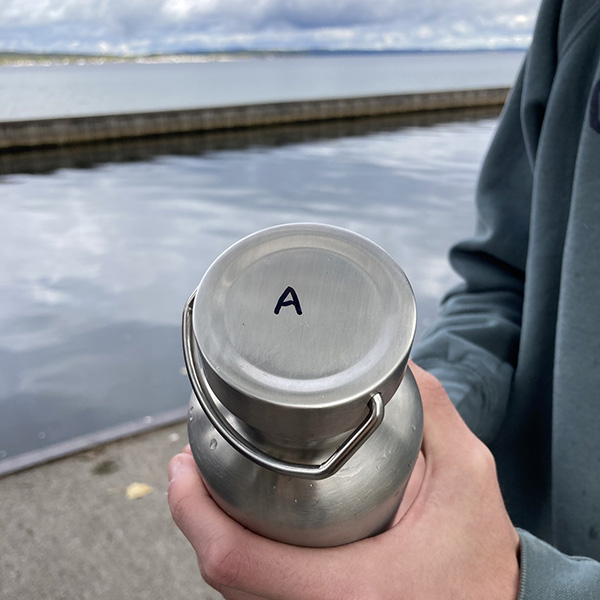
[274,286,302,315]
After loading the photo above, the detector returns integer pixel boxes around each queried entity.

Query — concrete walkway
[0,421,222,600]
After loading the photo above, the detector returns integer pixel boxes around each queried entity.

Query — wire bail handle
[182,286,385,480]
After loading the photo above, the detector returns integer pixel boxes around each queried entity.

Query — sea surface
[0,52,521,473]
[0,51,524,120]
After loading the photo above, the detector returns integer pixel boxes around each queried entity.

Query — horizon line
[0,47,528,59]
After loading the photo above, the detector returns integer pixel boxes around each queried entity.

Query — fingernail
[168,455,185,480]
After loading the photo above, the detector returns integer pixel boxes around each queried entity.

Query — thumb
[168,452,263,594]
[168,452,243,552]
[408,361,474,462]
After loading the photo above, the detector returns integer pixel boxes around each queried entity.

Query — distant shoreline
[0,48,527,67]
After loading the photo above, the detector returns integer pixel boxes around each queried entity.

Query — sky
[1,0,542,55]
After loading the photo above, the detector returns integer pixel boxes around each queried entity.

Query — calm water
[0,109,500,472]
[0,51,524,121]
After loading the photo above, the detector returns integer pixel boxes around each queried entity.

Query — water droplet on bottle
[272,485,277,490]
[189,414,194,422]
[411,422,416,431]
[294,499,298,503]
[309,483,313,487]
[209,438,218,450]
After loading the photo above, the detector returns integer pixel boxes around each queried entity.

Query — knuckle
[167,480,196,528]
[464,436,497,480]
[417,370,446,397]
[200,535,248,590]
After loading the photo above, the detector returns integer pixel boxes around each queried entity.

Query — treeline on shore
[0,48,526,66]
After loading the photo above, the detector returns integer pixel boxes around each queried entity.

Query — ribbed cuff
[517,529,600,599]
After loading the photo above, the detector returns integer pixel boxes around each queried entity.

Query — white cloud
[0,0,542,54]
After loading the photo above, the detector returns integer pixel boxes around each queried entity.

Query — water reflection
[0,106,499,177]
[0,107,499,473]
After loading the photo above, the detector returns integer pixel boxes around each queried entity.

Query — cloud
[0,0,541,54]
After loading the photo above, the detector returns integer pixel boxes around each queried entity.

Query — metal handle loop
[182,287,384,480]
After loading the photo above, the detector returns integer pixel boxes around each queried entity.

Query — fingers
[168,452,372,600]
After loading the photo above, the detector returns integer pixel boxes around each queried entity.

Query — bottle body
[183,223,423,547]
[188,366,422,548]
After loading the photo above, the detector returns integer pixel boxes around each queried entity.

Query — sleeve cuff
[411,340,513,442]
[517,529,600,599]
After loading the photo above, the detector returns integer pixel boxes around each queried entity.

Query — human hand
[168,362,520,600]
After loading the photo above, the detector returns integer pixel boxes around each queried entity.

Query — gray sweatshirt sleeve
[518,530,600,599]
[413,0,600,595]
[413,69,600,594]
[412,62,531,443]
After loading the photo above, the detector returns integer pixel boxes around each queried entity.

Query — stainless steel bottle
[183,223,422,547]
